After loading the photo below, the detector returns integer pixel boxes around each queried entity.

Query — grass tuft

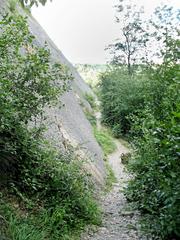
[93,127,117,156]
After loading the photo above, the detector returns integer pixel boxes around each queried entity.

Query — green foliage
[75,64,107,89]
[0,147,101,239]
[84,110,97,126]
[0,14,68,184]
[9,0,17,12]
[84,93,97,109]
[93,127,116,156]
[0,15,101,239]
[92,124,117,191]
[125,37,180,238]
[105,162,117,191]
[100,5,180,237]
[0,200,46,240]
[108,0,148,75]
[100,68,147,137]
[0,14,68,123]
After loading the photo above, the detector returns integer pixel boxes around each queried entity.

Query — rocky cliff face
[0,0,106,186]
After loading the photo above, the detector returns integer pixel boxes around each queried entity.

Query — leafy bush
[99,68,147,137]
[0,14,68,186]
[99,24,179,238]
[126,37,180,239]
[0,146,101,239]
[9,0,17,12]
[0,14,101,239]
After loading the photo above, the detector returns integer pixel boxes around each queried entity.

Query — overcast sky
[32,0,179,64]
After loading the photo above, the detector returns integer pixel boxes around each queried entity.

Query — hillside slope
[0,0,106,185]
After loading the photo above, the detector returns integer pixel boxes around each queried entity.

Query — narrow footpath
[82,110,144,240]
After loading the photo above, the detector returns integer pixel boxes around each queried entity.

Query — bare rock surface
[27,10,106,185]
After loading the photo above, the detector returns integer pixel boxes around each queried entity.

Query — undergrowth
[0,147,101,240]
[100,19,180,239]
[84,93,97,110]
[93,127,117,156]
[0,14,101,239]
[104,161,117,191]
[84,110,97,126]
[82,97,117,190]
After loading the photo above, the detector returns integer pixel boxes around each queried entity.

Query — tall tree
[148,5,180,63]
[108,0,148,75]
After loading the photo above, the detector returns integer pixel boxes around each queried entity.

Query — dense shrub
[0,146,101,239]
[126,38,180,239]
[99,28,180,238]
[99,68,147,137]
[0,14,68,185]
[0,14,101,239]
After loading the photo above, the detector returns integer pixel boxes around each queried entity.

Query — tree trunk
[127,54,132,76]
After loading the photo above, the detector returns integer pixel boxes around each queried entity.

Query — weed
[93,127,117,156]
[104,161,117,191]
[9,0,17,12]
[84,93,97,110]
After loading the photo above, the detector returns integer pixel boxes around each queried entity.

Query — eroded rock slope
[0,0,106,186]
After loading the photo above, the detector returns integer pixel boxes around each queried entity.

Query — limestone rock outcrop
[0,0,106,186]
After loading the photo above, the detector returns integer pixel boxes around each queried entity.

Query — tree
[19,0,52,8]
[148,5,180,64]
[108,0,148,75]
[126,32,180,239]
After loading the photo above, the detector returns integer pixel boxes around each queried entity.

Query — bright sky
[32,0,179,64]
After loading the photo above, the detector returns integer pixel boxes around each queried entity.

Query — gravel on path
[81,137,144,240]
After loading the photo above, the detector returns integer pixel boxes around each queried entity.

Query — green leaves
[0,15,69,124]
[108,1,148,75]
[100,68,147,136]
[0,15,69,184]
[0,15,100,239]
[100,6,179,237]
[125,33,180,240]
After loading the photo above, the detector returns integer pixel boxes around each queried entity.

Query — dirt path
[82,126,143,239]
